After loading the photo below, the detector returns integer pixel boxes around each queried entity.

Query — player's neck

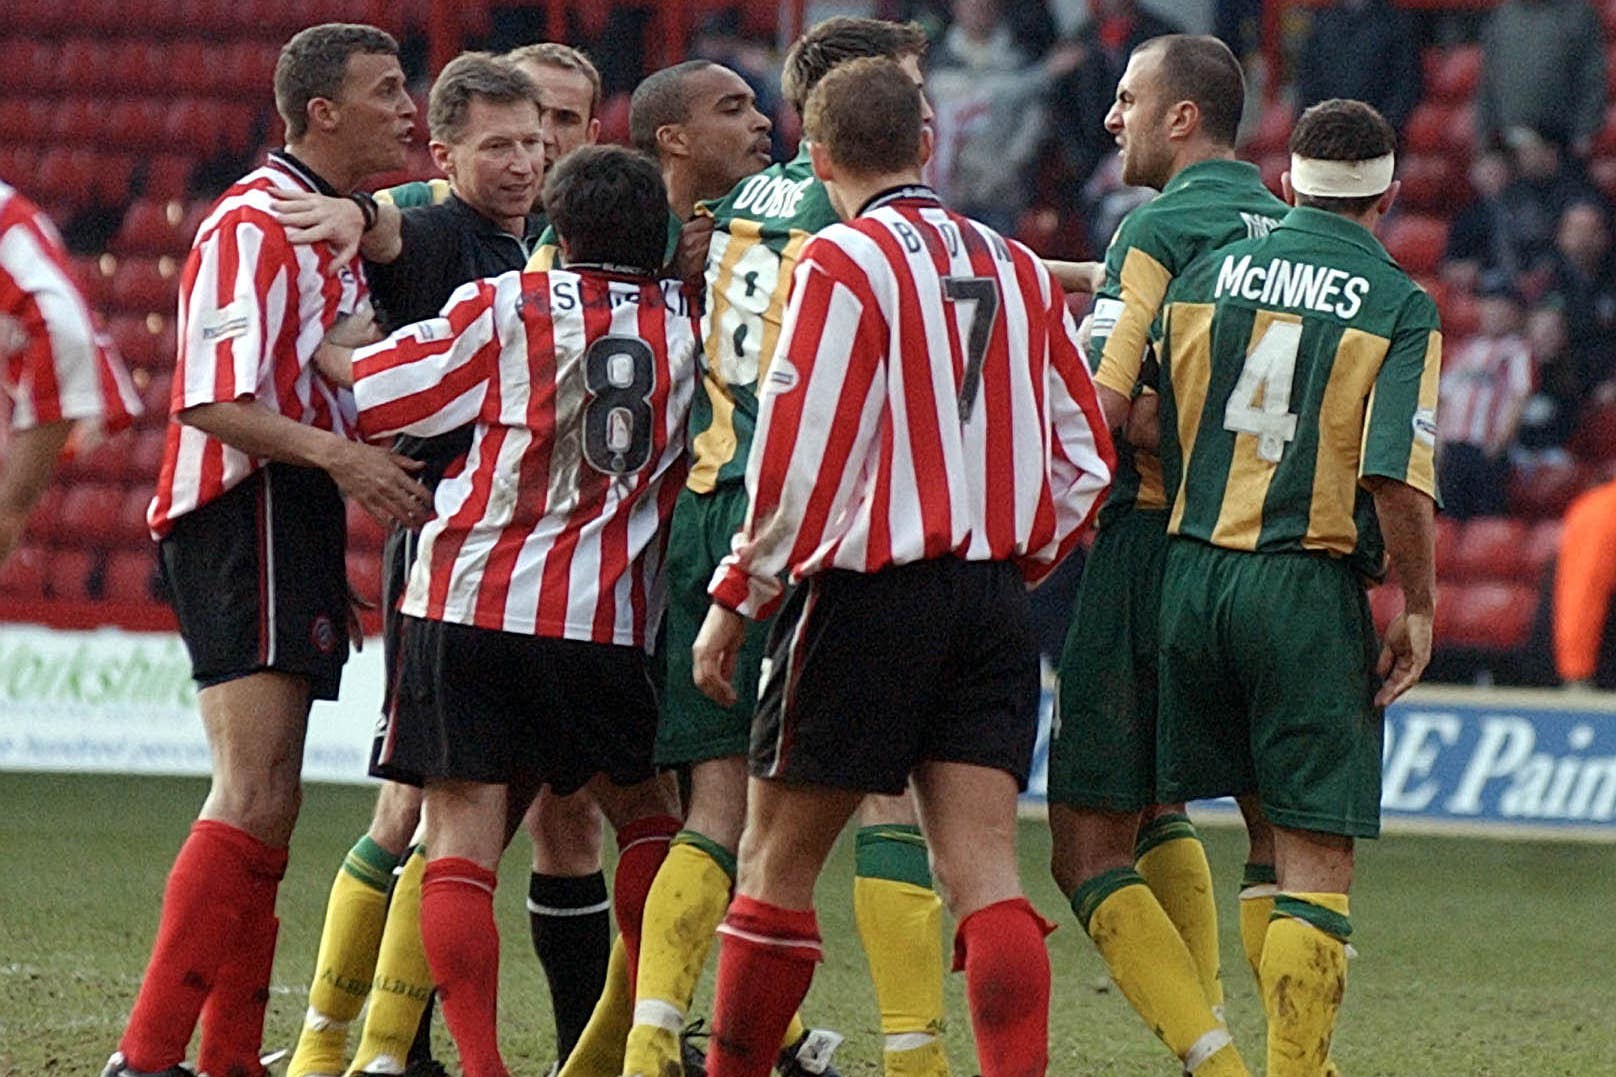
[1162,141,1237,188]
[836,170,926,219]
[663,166,699,222]
[283,137,365,196]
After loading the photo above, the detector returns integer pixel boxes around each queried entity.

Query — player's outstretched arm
[0,419,73,566]
[1365,475,1436,706]
[1042,259,1104,294]
[268,188,403,265]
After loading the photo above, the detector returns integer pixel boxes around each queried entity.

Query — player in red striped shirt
[691,58,1114,1077]
[317,145,697,1077]
[107,24,429,1077]
[0,179,140,566]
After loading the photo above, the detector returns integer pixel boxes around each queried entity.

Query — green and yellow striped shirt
[1158,206,1442,559]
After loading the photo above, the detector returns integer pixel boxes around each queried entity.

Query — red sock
[612,814,678,985]
[952,898,1055,1077]
[707,895,821,1077]
[197,841,286,1077]
[420,858,507,1077]
[119,821,269,1072]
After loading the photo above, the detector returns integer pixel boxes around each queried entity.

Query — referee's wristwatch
[349,191,379,232]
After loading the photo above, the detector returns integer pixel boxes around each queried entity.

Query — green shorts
[1157,538,1383,838]
[658,483,775,766]
[1047,509,1168,811]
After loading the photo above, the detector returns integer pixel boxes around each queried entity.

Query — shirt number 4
[1224,320,1301,463]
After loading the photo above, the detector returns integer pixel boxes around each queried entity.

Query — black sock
[407,990,435,1064]
[528,870,612,1064]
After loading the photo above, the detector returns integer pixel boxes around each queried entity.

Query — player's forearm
[1368,477,1436,615]
[359,201,404,263]
[0,419,73,562]
[178,400,351,472]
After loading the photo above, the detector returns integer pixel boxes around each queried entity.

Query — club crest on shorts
[311,614,337,655]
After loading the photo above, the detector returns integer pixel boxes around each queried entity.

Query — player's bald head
[1132,34,1245,149]
[629,60,718,157]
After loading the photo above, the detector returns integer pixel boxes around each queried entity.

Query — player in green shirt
[1155,99,1439,1077]
[622,21,962,1077]
[1046,36,1281,1077]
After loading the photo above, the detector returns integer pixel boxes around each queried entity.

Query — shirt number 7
[943,275,1001,421]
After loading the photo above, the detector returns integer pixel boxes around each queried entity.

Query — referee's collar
[857,183,942,217]
[269,149,341,197]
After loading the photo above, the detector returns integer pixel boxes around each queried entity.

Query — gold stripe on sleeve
[1303,327,1388,556]
[1405,330,1443,498]
[1165,302,1216,534]
[687,372,738,495]
[1094,246,1173,398]
[1210,308,1304,550]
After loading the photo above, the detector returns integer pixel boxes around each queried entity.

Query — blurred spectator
[925,0,1084,233]
[690,9,788,157]
[1503,129,1601,272]
[896,0,1060,56]
[1553,479,1616,689]
[1442,150,1522,290]
[1516,302,1580,456]
[1542,198,1616,387]
[1438,272,1536,518]
[1476,0,1607,158]
[1082,151,1153,247]
[1296,0,1421,132]
[1048,0,1183,188]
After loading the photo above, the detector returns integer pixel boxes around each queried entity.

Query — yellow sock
[1238,862,1279,987]
[1135,817,1223,1018]
[1262,892,1351,1077]
[781,1013,806,1051]
[348,848,434,1076]
[559,935,632,1077]
[290,836,399,1077]
[623,833,735,1077]
[853,825,949,1077]
[1074,869,1247,1076]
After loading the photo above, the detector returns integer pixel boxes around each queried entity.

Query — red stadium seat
[598,93,632,146]
[47,548,100,601]
[124,42,173,96]
[346,498,388,554]
[1526,519,1564,575]
[1396,154,1461,213]
[129,427,168,481]
[58,40,119,94]
[1404,102,1473,159]
[35,149,99,211]
[1449,517,1529,583]
[347,550,384,609]
[1444,582,1537,650]
[91,152,139,210]
[1425,46,1482,104]
[23,486,65,543]
[1381,215,1449,276]
[67,435,133,484]
[1245,102,1294,157]
[104,100,169,153]
[71,255,113,312]
[1368,581,1402,635]
[109,257,180,316]
[140,373,174,426]
[111,200,192,258]
[108,315,161,370]
[1437,288,1480,338]
[1433,513,1460,574]
[160,99,225,154]
[1570,400,1616,461]
[0,144,41,187]
[0,544,48,600]
[0,40,60,93]
[56,484,124,546]
[145,155,198,203]
[1508,456,1588,518]
[117,487,155,544]
[104,549,160,603]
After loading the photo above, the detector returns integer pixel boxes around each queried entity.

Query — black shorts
[374,615,661,794]
[751,558,1040,795]
[159,463,349,701]
[376,521,418,727]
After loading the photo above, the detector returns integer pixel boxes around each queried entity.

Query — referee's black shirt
[364,193,546,482]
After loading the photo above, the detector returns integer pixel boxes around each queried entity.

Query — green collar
[1276,205,1389,260]
[1160,157,1261,197]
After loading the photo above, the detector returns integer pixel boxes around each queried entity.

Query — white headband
[1289,153,1395,198]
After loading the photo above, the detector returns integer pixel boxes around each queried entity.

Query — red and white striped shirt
[1437,332,1535,451]
[709,187,1115,620]
[352,266,700,649]
[147,152,366,537]
[1,181,140,433]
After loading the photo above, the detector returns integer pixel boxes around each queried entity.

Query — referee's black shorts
[751,557,1041,795]
[373,615,661,795]
[159,463,349,701]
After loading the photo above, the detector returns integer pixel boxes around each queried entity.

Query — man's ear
[585,118,602,145]
[1166,99,1198,143]
[1377,179,1401,217]
[918,125,935,169]
[808,139,835,184]
[1281,170,1297,207]
[656,123,689,160]
[428,140,454,180]
[307,96,339,135]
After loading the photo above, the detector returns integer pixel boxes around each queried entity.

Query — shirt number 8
[583,334,656,476]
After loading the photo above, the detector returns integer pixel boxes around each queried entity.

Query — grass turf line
[1,773,1612,1075]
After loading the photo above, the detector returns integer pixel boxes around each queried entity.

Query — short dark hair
[543,145,668,271]
[1288,98,1398,214]
[629,60,716,157]
[275,23,400,140]
[782,17,929,115]
[505,42,602,119]
[1135,34,1245,148]
[804,56,923,178]
[427,53,541,144]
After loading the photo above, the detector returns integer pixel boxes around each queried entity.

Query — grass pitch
[2,772,1612,1076]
